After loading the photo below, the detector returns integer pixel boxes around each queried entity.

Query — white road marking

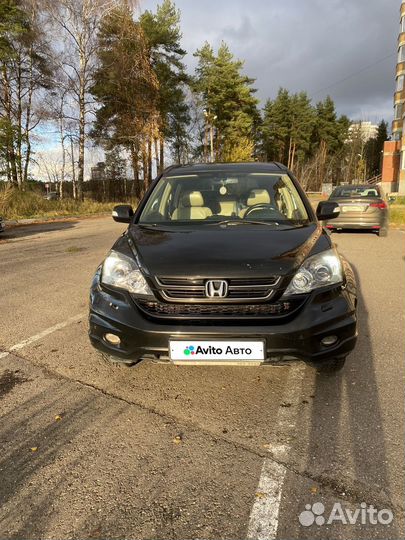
[0,313,86,360]
[247,364,305,540]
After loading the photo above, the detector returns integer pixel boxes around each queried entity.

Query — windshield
[330,185,381,198]
[138,172,310,225]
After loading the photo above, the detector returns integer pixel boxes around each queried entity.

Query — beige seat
[239,189,271,217]
[218,196,238,216]
[172,191,212,220]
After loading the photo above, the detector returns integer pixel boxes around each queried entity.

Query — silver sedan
[325,184,389,237]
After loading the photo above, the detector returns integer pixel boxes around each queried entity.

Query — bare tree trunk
[77,98,85,200]
[24,139,32,185]
[1,65,18,185]
[16,56,24,187]
[58,91,67,199]
[159,136,164,172]
[23,46,35,185]
[147,137,152,187]
[141,142,148,194]
[60,134,66,200]
[70,136,77,199]
[130,143,140,198]
[77,44,86,201]
[153,136,160,174]
[290,142,296,171]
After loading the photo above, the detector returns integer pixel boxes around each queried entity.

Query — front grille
[137,299,297,318]
[155,276,281,303]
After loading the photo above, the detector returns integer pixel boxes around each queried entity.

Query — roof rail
[273,162,288,170]
[161,164,182,174]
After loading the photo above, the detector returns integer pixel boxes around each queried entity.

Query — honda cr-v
[89,162,357,373]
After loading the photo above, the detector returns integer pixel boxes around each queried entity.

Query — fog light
[321,335,338,347]
[104,333,121,346]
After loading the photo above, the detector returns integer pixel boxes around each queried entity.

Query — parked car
[325,184,389,236]
[89,162,357,373]
[0,216,4,233]
[44,191,60,201]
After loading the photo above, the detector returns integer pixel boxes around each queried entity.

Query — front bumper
[89,277,357,366]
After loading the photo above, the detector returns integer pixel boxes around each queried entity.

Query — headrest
[247,189,271,206]
[181,191,204,207]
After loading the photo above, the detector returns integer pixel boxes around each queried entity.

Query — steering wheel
[243,203,284,219]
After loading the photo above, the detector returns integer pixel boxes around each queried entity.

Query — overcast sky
[140,0,400,125]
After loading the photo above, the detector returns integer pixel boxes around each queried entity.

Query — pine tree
[261,89,314,169]
[105,147,126,182]
[364,120,388,177]
[312,96,348,155]
[91,5,159,195]
[288,92,315,169]
[193,41,259,161]
[140,0,190,169]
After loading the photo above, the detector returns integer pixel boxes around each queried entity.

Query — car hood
[128,223,329,278]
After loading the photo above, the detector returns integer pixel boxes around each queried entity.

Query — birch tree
[0,0,52,186]
[46,0,128,199]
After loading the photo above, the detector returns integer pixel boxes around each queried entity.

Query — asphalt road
[0,218,404,540]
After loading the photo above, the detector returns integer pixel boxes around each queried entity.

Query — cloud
[140,0,400,123]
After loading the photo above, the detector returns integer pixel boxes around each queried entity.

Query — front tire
[378,228,388,237]
[315,356,346,373]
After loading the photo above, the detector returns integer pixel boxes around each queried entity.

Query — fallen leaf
[255,492,267,499]
[173,435,182,444]
[311,486,317,494]
[55,415,62,421]
[30,447,38,452]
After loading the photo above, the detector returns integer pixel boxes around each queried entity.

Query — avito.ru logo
[298,502,393,527]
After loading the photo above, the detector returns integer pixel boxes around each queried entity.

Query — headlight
[101,250,152,295]
[282,248,343,296]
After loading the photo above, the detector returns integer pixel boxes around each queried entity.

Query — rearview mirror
[316,201,340,221]
[112,205,134,223]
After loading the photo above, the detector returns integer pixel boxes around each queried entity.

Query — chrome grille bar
[155,276,281,303]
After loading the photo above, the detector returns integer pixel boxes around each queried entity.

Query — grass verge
[0,185,137,221]
[389,205,405,227]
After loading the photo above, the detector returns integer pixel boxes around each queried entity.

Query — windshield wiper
[207,219,281,227]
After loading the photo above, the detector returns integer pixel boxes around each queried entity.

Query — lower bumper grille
[137,299,299,318]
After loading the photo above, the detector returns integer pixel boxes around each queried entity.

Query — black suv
[89,162,357,373]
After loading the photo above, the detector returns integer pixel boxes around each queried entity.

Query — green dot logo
[184,345,195,356]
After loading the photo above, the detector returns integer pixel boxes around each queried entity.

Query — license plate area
[341,205,366,213]
[169,340,265,365]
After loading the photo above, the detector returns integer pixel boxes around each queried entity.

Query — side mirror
[112,204,134,223]
[316,201,340,221]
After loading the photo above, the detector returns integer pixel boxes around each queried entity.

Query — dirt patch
[65,246,86,253]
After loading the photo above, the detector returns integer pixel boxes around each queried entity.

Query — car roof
[164,162,288,176]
